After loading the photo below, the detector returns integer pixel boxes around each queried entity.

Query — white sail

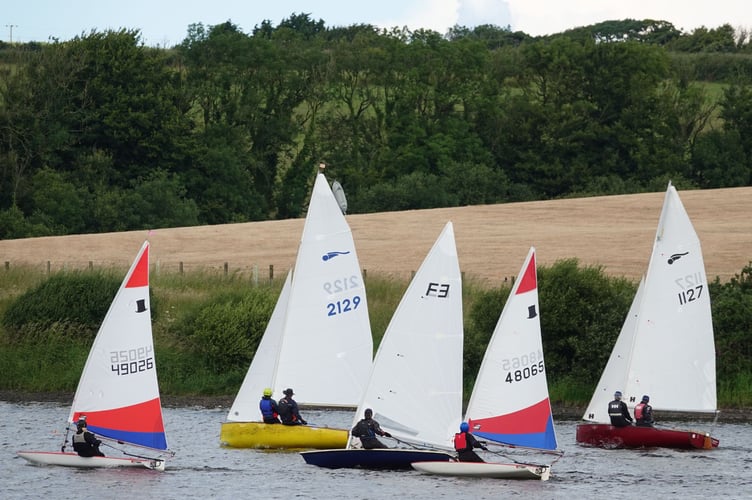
[352,222,463,450]
[465,247,558,451]
[226,272,292,421]
[583,182,716,420]
[582,277,644,423]
[229,172,372,412]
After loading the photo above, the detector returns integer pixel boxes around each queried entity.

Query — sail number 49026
[110,346,154,376]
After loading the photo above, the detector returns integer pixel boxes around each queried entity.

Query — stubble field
[1,186,750,284]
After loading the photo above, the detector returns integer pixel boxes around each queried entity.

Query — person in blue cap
[608,391,633,427]
[634,395,654,427]
[453,422,487,462]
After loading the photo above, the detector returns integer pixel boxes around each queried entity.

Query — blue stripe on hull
[301,448,453,469]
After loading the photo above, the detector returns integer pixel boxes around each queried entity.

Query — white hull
[17,451,165,471]
[412,460,551,480]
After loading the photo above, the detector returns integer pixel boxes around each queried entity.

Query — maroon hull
[576,423,719,449]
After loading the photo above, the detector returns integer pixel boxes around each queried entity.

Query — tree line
[1,15,751,238]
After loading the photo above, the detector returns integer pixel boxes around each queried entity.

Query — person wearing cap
[259,388,281,424]
[607,390,633,427]
[71,416,105,457]
[454,422,487,462]
[278,388,307,425]
[634,395,655,427]
[351,408,391,449]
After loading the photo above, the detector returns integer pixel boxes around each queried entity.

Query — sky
[2,0,750,46]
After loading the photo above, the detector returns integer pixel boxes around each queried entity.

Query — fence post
[89,261,93,270]
[252,264,258,286]
[179,261,184,274]
[4,261,8,271]
[224,262,228,275]
[47,261,51,274]
[269,264,274,284]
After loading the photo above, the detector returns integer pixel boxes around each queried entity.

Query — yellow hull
[220,422,349,449]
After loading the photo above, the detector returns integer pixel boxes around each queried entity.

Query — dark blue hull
[300,448,454,469]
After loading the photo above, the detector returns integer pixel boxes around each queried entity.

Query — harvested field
[1,186,751,284]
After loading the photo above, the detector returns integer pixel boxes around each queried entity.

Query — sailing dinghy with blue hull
[18,241,172,470]
[302,222,462,469]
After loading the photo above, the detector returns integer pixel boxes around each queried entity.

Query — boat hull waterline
[17,451,165,471]
[220,422,348,449]
[301,448,454,469]
[411,460,551,480]
[575,424,719,449]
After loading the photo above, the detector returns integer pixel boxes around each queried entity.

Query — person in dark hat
[607,390,633,427]
[71,415,105,457]
[277,388,307,425]
[351,408,391,449]
[634,395,655,427]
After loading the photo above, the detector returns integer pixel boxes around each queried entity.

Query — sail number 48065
[502,351,544,383]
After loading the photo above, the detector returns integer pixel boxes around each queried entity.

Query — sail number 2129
[327,295,361,316]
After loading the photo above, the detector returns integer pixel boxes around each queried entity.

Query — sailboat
[220,172,373,449]
[576,183,720,449]
[413,247,562,480]
[18,241,172,470]
[301,222,463,469]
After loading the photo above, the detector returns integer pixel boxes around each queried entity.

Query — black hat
[284,388,294,396]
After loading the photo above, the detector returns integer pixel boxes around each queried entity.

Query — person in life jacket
[608,390,634,427]
[259,388,281,424]
[350,408,391,449]
[277,388,307,425]
[71,416,105,457]
[454,422,487,462]
[634,395,655,427]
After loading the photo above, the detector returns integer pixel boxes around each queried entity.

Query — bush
[2,271,122,341]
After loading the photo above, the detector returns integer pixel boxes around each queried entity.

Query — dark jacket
[351,417,389,449]
[608,399,634,427]
[259,396,281,424]
[278,396,307,425]
[72,428,105,457]
[454,431,486,463]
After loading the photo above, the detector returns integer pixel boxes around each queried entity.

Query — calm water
[3,401,751,499]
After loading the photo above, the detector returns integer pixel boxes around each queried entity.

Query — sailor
[278,388,307,425]
[259,388,281,424]
[634,395,655,427]
[351,408,391,449]
[71,416,105,457]
[454,422,487,462]
[607,391,633,427]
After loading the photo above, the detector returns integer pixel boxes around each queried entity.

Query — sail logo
[667,252,689,264]
[322,251,351,262]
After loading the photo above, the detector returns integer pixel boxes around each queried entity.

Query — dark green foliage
[178,289,276,374]
[1,20,752,234]
[2,271,122,341]
[709,263,752,388]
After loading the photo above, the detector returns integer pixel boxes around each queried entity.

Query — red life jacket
[454,432,467,451]
[634,402,645,420]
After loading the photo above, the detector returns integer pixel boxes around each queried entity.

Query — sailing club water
[4,401,751,499]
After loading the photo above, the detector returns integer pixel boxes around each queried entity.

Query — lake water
[3,401,751,499]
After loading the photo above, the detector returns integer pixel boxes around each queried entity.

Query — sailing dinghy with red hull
[576,183,719,450]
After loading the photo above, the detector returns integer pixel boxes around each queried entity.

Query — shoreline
[2,391,748,423]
